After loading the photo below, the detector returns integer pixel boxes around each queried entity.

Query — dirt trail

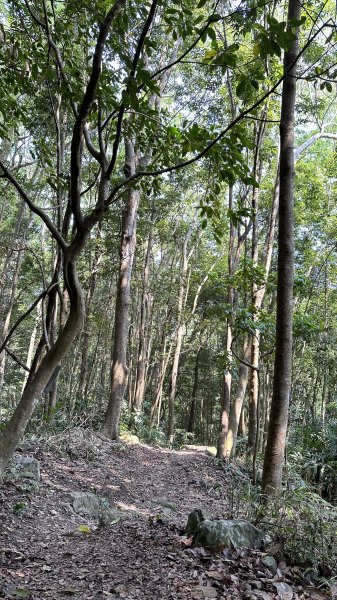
[0,440,329,599]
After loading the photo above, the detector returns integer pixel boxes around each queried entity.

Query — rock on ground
[194,518,270,550]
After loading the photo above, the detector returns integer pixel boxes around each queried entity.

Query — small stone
[251,581,263,590]
[255,593,273,600]
[154,497,177,511]
[272,582,293,600]
[71,492,102,517]
[262,555,278,573]
[12,456,40,480]
[99,508,126,527]
[191,585,217,599]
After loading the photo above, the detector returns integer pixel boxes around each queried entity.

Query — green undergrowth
[220,461,337,583]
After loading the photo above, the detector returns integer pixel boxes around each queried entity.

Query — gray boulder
[194,518,270,550]
[186,508,211,534]
[13,456,40,480]
[71,492,102,517]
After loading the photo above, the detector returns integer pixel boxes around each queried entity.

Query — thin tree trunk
[149,333,173,429]
[133,224,153,416]
[167,224,197,443]
[167,321,185,443]
[77,246,102,400]
[262,0,300,496]
[187,345,201,433]
[217,186,235,459]
[0,246,25,392]
[21,302,42,395]
[217,336,232,460]
[225,337,251,459]
[248,119,266,455]
[101,139,139,439]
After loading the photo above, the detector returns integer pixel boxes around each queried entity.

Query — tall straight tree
[262,0,301,496]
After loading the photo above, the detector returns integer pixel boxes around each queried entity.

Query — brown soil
[0,437,330,600]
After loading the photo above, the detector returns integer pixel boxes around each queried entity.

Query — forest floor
[0,431,332,600]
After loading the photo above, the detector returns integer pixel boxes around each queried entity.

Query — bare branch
[106,0,159,179]
[0,160,67,250]
[0,282,59,355]
[4,347,30,372]
[70,0,126,228]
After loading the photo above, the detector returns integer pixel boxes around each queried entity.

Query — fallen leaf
[77,524,91,533]
[206,570,223,581]
[191,585,218,599]
[181,536,194,547]
[13,590,30,599]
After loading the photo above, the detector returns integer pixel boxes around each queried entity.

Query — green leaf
[207,27,216,41]
[253,42,261,57]
[204,49,217,60]
[13,590,30,599]
[236,80,249,97]
[271,40,281,57]
[197,0,208,7]
[288,16,306,27]
[77,524,91,533]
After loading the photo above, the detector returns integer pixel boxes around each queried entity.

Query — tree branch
[0,160,67,250]
[105,21,329,204]
[0,282,59,355]
[4,347,30,372]
[106,0,159,179]
[70,0,126,228]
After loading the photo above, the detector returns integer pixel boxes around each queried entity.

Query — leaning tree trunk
[262,0,300,496]
[101,139,139,439]
[0,253,84,479]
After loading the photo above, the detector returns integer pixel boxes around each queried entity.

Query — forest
[0,0,337,598]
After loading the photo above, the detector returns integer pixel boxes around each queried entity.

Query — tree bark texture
[167,224,196,444]
[247,119,265,455]
[0,254,84,478]
[262,0,300,496]
[217,186,235,459]
[133,225,153,414]
[101,139,139,439]
[225,337,251,459]
[187,345,201,433]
